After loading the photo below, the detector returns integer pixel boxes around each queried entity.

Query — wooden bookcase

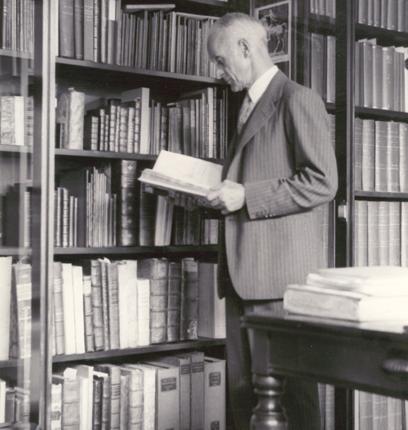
[0,0,250,428]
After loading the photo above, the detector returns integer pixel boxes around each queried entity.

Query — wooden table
[242,309,408,430]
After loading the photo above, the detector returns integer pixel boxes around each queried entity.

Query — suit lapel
[227,70,288,180]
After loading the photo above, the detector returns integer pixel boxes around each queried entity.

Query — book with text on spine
[139,150,222,204]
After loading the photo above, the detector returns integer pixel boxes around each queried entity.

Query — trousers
[225,287,322,430]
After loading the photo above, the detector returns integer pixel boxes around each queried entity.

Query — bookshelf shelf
[56,57,224,86]
[355,24,408,46]
[0,145,32,154]
[0,247,31,256]
[55,148,225,164]
[55,148,156,161]
[52,338,226,365]
[309,14,336,35]
[54,245,219,256]
[355,107,408,123]
[355,191,408,200]
[0,49,32,60]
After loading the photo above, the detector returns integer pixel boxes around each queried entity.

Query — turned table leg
[250,373,287,430]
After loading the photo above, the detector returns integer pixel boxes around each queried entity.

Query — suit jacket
[219,70,338,300]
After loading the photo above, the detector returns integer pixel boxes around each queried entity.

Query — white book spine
[61,264,77,354]
[72,266,85,354]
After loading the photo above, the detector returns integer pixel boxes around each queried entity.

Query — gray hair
[208,12,268,47]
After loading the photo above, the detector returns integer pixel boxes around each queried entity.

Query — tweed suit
[220,70,338,430]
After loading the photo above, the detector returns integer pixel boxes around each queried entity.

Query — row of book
[0,381,29,425]
[0,96,33,147]
[354,200,408,267]
[356,391,405,430]
[354,119,408,193]
[0,0,34,54]
[52,258,225,356]
[52,353,225,430]
[57,86,228,159]
[55,160,219,248]
[310,0,336,18]
[355,40,408,112]
[357,0,408,31]
[56,165,117,248]
[58,1,218,77]
[310,33,335,103]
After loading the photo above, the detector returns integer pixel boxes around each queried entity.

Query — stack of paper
[283,266,408,321]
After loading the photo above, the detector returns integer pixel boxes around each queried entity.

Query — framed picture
[252,0,292,71]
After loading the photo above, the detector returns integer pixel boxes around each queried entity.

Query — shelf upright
[334,0,356,429]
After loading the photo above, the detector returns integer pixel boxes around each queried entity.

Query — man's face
[208,32,251,92]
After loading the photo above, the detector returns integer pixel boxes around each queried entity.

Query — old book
[377,201,389,265]
[128,364,156,430]
[374,121,387,192]
[56,88,85,150]
[62,368,80,429]
[139,150,222,201]
[284,282,408,321]
[98,258,111,350]
[361,119,375,191]
[61,263,77,355]
[95,365,121,430]
[198,262,226,339]
[112,160,139,246]
[93,370,109,430]
[72,265,86,354]
[386,121,400,192]
[77,365,94,430]
[138,186,156,246]
[87,259,105,351]
[83,275,95,353]
[83,0,94,61]
[51,380,63,430]
[120,366,143,430]
[107,261,120,350]
[74,0,84,59]
[10,263,32,359]
[143,361,180,430]
[180,258,199,340]
[156,355,191,430]
[59,0,75,57]
[121,87,151,154]
[53,262,65,355]
[354,118,363,191]
[189,351,205,430]
[0,257,12,360]
[167,262,181,342]
[138,258,169,344]
[136,278,150,347]
[204,357,226,430]
[92,375,103,430]
[388,202,401,266]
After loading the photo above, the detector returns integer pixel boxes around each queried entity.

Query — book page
[151,151,222,190]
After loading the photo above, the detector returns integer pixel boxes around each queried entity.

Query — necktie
[237,93,254,134]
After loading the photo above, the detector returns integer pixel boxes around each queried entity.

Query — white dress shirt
[247,65,279,106]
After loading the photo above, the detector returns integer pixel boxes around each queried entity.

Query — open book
[139,151,222,203]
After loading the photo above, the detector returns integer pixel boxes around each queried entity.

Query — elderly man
[206,12,338,430]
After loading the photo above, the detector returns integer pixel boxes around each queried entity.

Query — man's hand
[206,180,246,215]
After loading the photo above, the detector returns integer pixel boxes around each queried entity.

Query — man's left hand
[206,180,246,215]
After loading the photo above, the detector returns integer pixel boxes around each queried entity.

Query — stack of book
[355,40,408,112]
[353,119,408,193]
[57,86,228,159]
[0,1,34,54]
[310,0,336,18]
[354,200,408,267]
[284,266,408,321]
[357,0,408,31]
[58,1,219,77]
[51,259,225,355]
[51,352,225,430]
[0,381,30,425]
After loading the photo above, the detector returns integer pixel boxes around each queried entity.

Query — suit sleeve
[244,87,338,220]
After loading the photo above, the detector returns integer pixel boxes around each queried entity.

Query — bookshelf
[49,1,233,429]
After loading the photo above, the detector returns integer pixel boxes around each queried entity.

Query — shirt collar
[247,65,279,106]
